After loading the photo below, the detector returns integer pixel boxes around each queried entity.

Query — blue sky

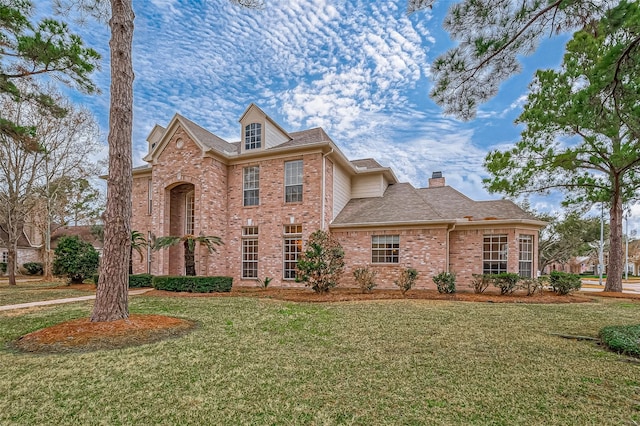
[49,1,576,212]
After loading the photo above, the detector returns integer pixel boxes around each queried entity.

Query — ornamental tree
[52,235,100,284]
[484,1,640,292]
[296,230,345,294]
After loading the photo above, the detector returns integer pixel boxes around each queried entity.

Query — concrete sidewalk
[0,288,154,312]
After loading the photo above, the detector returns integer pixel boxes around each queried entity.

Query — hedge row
[129,274,153,288]
[152,276,233,293]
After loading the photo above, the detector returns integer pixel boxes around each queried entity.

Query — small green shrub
[353,267,377,293]
[600,324,640,358]
[23,262,43,275]
[492,273,520,295]
[432,271,456,294]
[549,271,581,294]
[256,277,272,289]
[129,274,153,288]
[92,274,99,285]
[520,277,546,296]
[152,276,233,293]
[0,262,7,274]
[470,274,492,294]
[395,268,418,295]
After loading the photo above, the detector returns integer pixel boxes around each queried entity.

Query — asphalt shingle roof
[332,184,536,226]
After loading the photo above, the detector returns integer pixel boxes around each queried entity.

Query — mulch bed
[13,314,196,354]
[146,286,596,304]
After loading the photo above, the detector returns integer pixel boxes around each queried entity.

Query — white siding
[351,174,384,198]
[265,121,289,148]
[333,164,351,219]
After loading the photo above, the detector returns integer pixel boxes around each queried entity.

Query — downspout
[321,148,334,230]
[446,221,457,273]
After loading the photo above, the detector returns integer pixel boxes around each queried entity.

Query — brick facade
[131,107,543,290]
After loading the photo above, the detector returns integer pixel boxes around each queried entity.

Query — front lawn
[0,281,93,306]
[0,296,639,425]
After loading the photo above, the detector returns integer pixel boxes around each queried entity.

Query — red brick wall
[227,152,324,287]
[332,227,448,290]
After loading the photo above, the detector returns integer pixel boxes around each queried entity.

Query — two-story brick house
[131,104,545,288]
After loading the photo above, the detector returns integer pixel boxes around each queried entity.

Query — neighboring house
[545,256,594,275]
[131,104,545,289]
[50,226,104,256]
[0,224,41,273]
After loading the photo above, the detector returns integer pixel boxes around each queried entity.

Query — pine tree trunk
[90,0,134,322]
[605,186,623,292]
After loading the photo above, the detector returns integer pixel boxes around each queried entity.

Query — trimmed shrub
[432,271,456,294]
[549,271,581,294]
[353,267,377,293]
[152,276,233,293]
[52,236,100,284]
[600,324,640,358]
[394,268,418,295]
[0,262,7,274]
[492,273,520,295]
[23,262,44,275]
[129,274,153,288]
[470,274,492,294]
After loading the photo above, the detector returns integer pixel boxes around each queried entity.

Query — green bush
[353,267,377,293]
[23,262,43,275]
[394,268,418,295]
[492,273,520,295]
[0,262,6,274]
[432,271,456,294]
[549,271,581,294]
[152,276,233,293]
[52,236,100,284]
[92,274,99,285]
[129,274,153,288]
[470,274,492,294]
[600,324,640,358]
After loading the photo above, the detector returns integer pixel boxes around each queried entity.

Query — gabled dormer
[239,103,291,153]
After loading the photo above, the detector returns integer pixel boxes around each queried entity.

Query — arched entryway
[167,183,195,275]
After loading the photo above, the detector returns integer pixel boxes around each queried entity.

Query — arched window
[245,123,261,150]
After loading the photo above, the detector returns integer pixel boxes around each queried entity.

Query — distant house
[50,225,104,256]
[130,104,545,288]
[0,224,41,273]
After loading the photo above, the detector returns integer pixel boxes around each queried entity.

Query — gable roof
[332,184,543,228]
[0,225,33,248]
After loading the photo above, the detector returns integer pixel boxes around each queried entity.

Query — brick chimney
[428,171,445,188]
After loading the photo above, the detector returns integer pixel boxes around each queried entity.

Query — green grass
[1,296,640,425]
[0,281,92,306]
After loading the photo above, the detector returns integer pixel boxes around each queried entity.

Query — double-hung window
[242,227,259,279]
[371,235,399,263]
[283,225,302,279]
[483,234,508,274]
[284,160,303,203]
[518,235,533,278]
[243,166,260,207]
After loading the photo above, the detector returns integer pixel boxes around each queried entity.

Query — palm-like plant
[130,231,148,274]
[152,234,223,276]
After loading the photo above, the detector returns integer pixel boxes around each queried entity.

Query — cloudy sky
[44,0,615,217]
